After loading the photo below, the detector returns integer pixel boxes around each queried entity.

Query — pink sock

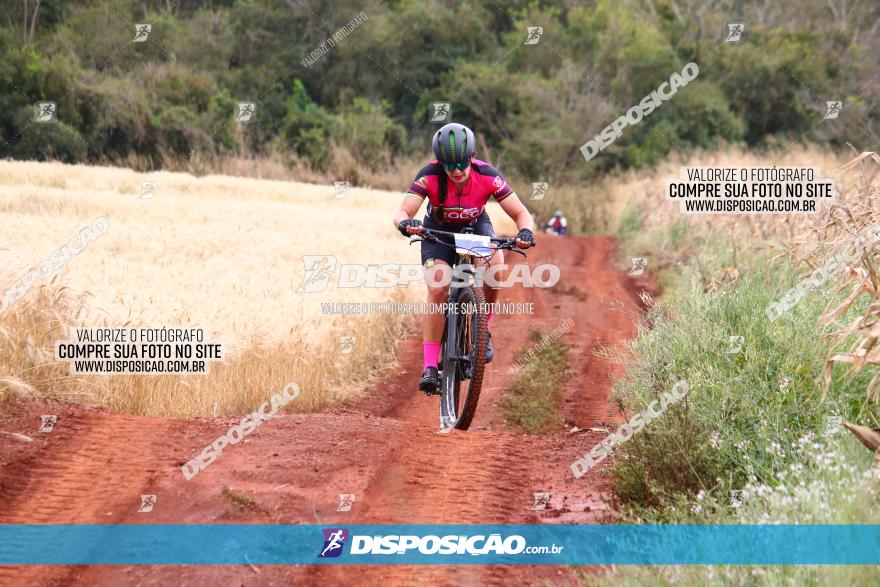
[423,342,441,370]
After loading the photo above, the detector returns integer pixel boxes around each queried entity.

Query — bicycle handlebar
[414,227,530,257]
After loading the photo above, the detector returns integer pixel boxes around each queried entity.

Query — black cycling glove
[516,228,535,247]
[398,218,422,237]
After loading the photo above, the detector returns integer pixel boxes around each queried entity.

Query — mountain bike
[410,226,528,430]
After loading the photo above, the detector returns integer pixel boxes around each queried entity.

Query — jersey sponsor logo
[445,207,482,221]
[492,176,504,189]
[416,176,428,188]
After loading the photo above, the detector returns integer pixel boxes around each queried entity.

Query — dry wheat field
[0,160,517,416]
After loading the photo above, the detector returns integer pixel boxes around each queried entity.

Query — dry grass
[602,144,880,408]
[518,145,857,238]
[0,159,516,417]
[139,144,431,194]
[615,145,851,236]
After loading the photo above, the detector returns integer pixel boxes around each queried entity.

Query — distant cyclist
[392,123,535,394]
[545,210,568,236]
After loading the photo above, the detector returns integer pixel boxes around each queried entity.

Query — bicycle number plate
[453,233,493,256]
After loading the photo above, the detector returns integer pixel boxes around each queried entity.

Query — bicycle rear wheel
[439,285,488,430]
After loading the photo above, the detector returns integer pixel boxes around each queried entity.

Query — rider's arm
[498,193,536,248]
[393,195,425,235]
[393,196,423,227]
[498,193,534,232]
[394,168,435,232]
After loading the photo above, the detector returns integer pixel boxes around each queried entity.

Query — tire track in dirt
[0,408,189,586]
[303,235,650,586]
[0,234,654,586]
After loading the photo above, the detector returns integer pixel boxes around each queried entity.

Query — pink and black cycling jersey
[406,159,514,224]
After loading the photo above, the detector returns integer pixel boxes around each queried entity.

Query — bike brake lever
[409,232,438,245]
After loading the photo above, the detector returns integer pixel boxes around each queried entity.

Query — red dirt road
[0,235,654,586]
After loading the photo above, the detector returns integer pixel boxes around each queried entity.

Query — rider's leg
[419,259,450,392]
[482,248,505,319]
[422,259,452,354]
[479,249,504,363]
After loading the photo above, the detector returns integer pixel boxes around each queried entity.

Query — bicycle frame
[441,250,478,378]
[409,225,528,430]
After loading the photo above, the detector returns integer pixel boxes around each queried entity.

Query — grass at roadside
[608,249,875,513]
[578,151,880,585]
[586,563,880,586]
[500,329,572,433]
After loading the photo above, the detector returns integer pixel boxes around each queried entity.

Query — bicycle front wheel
[439,285,488,430]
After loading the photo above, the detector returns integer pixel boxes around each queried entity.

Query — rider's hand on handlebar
[398,218,423,236]
[515,228,535,249]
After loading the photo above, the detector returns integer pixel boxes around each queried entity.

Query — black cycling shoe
[485,331,494,363]
[419,367,440,395]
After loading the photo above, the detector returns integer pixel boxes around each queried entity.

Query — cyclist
[392,122,535,394]
[545,210,568,236]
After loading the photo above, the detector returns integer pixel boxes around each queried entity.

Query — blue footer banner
[1,524,878,565]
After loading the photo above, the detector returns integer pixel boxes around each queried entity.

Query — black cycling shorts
[420,211,495,267]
